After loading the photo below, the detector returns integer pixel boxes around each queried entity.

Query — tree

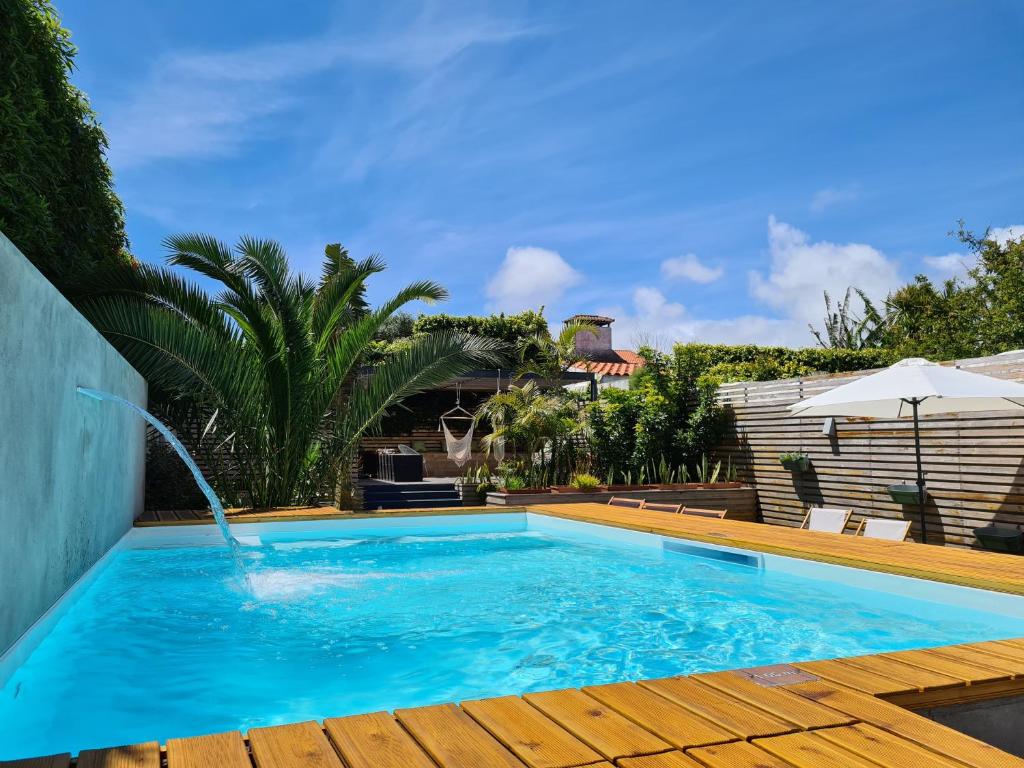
[810,288,885,350]
[829,222,1024,361]
[74,235,504,508]
[475,381,586,486]
[0,0,130,290]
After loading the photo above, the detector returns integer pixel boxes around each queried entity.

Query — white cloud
[809,185,859,212]
[923,252,973,276]
[600,217,905,350]
[660,253,723,284]
[750,216,902,327]
[600,288,808,350]
[486,246,582,312]
[107,15,538,168]
[989,225,1024,245]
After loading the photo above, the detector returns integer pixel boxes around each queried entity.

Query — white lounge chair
[799,507,853,534]
[854,517,912,541]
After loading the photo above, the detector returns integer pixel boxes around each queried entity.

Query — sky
[60,0,1024,349]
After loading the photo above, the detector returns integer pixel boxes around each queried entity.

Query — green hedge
[0,0,130,290]
[668,343,898,385]
[366,310,549,364]
[412,310,548,343]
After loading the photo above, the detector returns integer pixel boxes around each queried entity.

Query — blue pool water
[3,514,1024,758]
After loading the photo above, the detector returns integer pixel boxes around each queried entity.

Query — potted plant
[779,452,810,472]
[888,483,926,505]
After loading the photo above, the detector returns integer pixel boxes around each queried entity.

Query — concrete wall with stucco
[0,231,146,655]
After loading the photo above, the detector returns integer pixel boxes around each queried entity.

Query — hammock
[442,418,474,467]
[492,434,506,463]
[439,384,474,467]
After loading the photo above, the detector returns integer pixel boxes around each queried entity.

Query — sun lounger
[854,517,912,541]
[799,507,853,533]
[608,497,644,509]
[680,506,727,519]
[641,501,683,514]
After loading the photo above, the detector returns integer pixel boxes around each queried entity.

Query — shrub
[501,475,526,491]
[569,472,600,491]
[0,0,131,290]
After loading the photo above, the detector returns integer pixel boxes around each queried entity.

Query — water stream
[76,387,245,574]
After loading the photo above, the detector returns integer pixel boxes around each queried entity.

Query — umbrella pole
[911,398,927,544]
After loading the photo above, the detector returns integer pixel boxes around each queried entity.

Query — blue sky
[62,0,1023,347]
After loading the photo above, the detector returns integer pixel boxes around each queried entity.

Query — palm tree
[515,319,598,381]
[75,234,505,508]
[475,381,585,485]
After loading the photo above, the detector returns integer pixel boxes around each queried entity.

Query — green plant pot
[780,457,810,472]
[973,526,1024,553]
[888,484,927,505]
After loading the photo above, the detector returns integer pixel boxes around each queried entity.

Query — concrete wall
[0,231,146,655]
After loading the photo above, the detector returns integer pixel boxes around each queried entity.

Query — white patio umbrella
[788,357,1024,543]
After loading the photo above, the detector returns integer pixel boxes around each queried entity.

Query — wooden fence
[715,351,1024,547]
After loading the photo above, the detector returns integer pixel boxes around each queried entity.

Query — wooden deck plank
[926,644,1024,677]
[752,730,889,768]
[617,752,706,767]
[814,722,969,768]
[166,731,251,768]
[690,672,855,730]
[580,683,736,751]
[395,702,526,768]
[76,743,161,768]
[0,757,71,768]
[880,649,1012,684]
[838,653,963,690]
[784,680,1024,768]
[523,688,672,761]
[636,676,797,739]
[968,639,1024,665]
[792,658,917,696]
[323,711,435,768]
[684,741,796,768]
[461,695,605,768]
[248,721,344,768]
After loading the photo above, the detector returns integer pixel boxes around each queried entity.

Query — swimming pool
[3,511,1024,758]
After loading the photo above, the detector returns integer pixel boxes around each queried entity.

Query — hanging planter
[779,452,810,472]
[888,484,927,505]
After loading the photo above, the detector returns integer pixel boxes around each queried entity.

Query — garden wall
[0,231,146,655]
[716,351,1024,547]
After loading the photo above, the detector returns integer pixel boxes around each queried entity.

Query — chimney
[565,314,614,357]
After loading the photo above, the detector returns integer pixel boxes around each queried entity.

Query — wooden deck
[9,639,1024,767]
[16,503,1024,767]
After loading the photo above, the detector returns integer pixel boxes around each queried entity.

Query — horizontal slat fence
[716,351,1024,548]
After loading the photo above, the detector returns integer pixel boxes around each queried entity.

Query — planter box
[779,457,810,472]
[499,487,551,495]
[551,486,600,494]
[454,481,485,507]
[888,484,926,505]
[602,484,656,492]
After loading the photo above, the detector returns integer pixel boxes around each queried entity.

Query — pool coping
[7,504,1024,766]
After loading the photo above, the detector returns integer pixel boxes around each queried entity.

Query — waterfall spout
[76,387,244,567]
